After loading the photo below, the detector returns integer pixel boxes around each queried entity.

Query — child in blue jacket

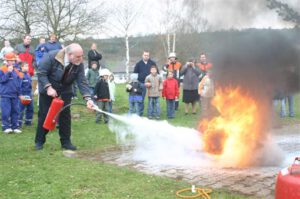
[18,62,34,127]
[0,52,23,134]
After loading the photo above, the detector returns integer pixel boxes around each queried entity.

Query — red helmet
[4,52,16,61]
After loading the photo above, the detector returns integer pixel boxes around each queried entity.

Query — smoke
[200,0,295,30]
[212,30,300,99]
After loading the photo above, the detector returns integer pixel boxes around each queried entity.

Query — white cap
[168,52,177,59]
[100,68,111,76]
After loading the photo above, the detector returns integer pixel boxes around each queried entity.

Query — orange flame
[198,86,266,167]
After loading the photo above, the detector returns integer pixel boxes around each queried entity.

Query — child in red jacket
[162,71,179,119]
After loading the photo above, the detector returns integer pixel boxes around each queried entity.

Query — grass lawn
[0,84,299,199]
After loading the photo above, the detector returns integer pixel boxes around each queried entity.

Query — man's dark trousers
[35,92,72,146]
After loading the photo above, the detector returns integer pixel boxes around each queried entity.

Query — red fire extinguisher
[275,157,300,199]
[43,98,64,131]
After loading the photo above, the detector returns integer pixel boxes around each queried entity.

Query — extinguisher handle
[293,157,300,164]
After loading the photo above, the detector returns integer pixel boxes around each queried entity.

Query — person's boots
[61,142,77,151]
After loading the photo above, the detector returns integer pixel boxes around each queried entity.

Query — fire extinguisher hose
[176,187,212,199]
[52,102,87,121]
[53,102,106,122]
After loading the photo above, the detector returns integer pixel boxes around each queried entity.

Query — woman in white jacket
[108,73,116,113]
[198,69,215,118]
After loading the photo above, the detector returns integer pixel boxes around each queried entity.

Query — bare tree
[179,0,209,33]
[0,0,107,40]
[0,0,39,38]
[106,0,143,78]
[157,0,182,58]
[37,0,107,40]
[267,0,300,27]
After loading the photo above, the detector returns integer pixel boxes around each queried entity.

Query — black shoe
[35,143,43,150]
[62,143,77,151]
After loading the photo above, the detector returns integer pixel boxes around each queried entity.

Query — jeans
[108,101,113,113]
[287,95,294,117]
[140,83,146,116]
[129,101,142,116]
[166,99,175,118]
[35,93,72,146]
[96,101,109,122]
[18,99,34,127]
[147,97,160,118]
[175,99,179,111]
[89,87,94,96]
[273,99,286,117]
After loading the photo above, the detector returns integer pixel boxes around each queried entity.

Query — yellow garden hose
[176,187,213,199]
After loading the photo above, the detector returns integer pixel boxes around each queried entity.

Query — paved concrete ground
[80,124,300,198]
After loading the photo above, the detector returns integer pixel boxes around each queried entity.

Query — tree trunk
[172,33,176,52]
[167,33,171,55]
[125,33,130,80]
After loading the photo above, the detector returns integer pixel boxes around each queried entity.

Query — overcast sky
[92,0,299,38]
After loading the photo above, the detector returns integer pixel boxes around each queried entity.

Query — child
[35,37,46,67]
[108,73,116,113]
[162,71,179,119]
[0,52,23,133]
[145,65,163,119]
[198,69,214,118]
[94,68,110,124]
[126,73,143,116]
[18,62,34,127]
[86,61,99,96]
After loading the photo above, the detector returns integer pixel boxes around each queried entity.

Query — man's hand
[7,65,13,72]
[46,86,58,98]
[86,99,94,110]
[19,95,24,100]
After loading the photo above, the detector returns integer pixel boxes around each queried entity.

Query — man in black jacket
[133,51,157,116]
[35,43,94,150]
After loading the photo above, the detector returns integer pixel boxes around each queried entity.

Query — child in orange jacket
[0,52,24,133]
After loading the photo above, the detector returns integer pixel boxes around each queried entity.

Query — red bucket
[21,95,32,105]
[275,157,300,199]
[43,98,64,131]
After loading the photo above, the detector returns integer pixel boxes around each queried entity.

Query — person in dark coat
[94,68,110,124]
[87,43,102,69]
[133,51,157,116]
[126,73,143,116]
[35,43,94,151]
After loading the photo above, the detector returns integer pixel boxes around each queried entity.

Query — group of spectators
[125,51,214,120]
[0,34,62,134]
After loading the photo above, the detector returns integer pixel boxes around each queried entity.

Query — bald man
[36,43,94,150]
